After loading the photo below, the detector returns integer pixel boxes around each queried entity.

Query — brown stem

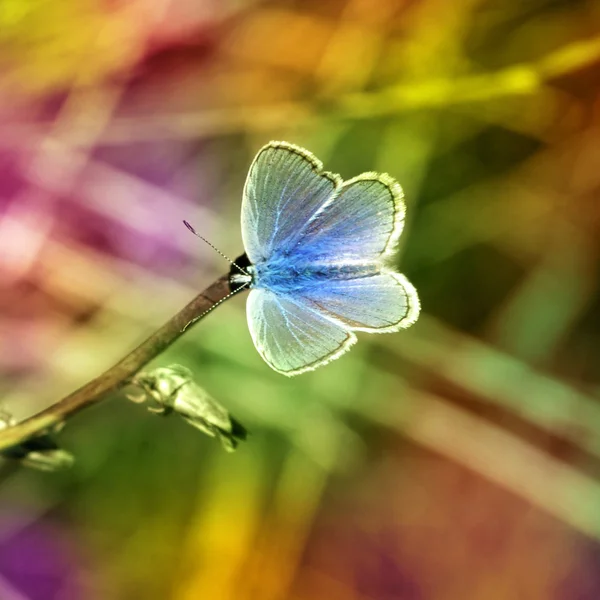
[0,274,232,452]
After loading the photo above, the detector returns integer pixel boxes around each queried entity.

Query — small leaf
[0,411,74,471]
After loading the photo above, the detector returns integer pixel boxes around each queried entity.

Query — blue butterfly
[229,141,420,376]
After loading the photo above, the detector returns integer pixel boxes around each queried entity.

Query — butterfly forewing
[246,289,356,376]
[242,142,340,264]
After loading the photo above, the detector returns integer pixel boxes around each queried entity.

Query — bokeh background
[0,0,600,598]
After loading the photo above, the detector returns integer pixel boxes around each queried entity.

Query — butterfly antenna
[184,220,249,276]
[182,280,250,332]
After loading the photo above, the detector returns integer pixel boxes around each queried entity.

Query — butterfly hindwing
[294,173,405,265]
[242,142,341,265]
[246,288,356,376]
[298,271,420,332]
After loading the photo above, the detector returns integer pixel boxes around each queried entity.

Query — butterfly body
[233,141,420,376]
[251,258,381,293]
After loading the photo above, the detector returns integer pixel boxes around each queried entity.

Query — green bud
[131,365,247,452]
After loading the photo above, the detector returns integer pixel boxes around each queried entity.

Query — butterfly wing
[246,288,356,376]
[298,271,420,333]
[241,141,341,264]
[296,173,405,264]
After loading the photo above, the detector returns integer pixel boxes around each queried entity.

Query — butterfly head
[229,253,254,292]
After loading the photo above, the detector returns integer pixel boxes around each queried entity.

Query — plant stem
[0,274,232,452]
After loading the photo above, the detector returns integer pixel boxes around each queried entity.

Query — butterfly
[227,141,420,376]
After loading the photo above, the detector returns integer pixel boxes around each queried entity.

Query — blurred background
[0,0,600,598]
